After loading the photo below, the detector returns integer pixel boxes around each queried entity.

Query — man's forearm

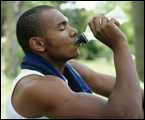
[87,14,143,117]
[107,41,143,117]
[113,41,141,100]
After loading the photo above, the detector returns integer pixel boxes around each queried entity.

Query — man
[7,5,144,119]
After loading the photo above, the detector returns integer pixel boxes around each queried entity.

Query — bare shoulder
[22,75,73,107]
[12,74,72,117]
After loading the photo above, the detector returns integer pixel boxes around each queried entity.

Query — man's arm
[68,59,116,97]
[24,71,141,119]
[69,16,144,106]
[24,75,143,119]
[87,15,143,116]
[68,59,144,101]
[24,75,108,119]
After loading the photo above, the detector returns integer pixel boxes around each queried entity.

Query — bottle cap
[75,33,88,44]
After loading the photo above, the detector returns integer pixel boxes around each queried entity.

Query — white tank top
[6,69,49,119]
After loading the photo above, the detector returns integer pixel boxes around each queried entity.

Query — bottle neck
[75,25,98,45]
[75,33,88,44]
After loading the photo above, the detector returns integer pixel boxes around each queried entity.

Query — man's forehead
[41,9,69,26]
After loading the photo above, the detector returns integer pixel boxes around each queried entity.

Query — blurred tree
[132,1,144,82]
[20,1,66,12]
[62,8,90,34]
[120,1,135,52]
[1,2,5,36]
[2,1,23,79]
[1,1,67,79]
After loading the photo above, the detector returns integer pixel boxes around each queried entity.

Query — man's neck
[37,53,67,74]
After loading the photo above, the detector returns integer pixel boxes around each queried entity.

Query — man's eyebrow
[57,20,68,28]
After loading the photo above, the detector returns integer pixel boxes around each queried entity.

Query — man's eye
[58,22,68,31]
[59,25,65,31]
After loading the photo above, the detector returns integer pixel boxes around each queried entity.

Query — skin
[12,9,144,119]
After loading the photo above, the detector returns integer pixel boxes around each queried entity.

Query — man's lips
[73,37,81,46]
[73,40,80,48]
[76,44,80,48]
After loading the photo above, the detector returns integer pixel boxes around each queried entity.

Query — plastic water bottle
[75,6,128,44]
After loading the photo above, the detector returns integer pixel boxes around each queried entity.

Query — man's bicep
[25,75,74,108]
[48,92,108,119]
[26,75,108,118]
[38,76,108,118]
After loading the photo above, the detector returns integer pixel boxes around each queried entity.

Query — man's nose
[70,26,78,37]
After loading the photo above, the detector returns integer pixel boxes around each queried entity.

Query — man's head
[17,5,78,61]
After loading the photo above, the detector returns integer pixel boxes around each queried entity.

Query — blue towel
[21,52,92,93]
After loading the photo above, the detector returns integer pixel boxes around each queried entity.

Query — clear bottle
[75,6,128,44]
[75,26,95,44]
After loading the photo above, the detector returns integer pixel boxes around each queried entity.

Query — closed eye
[57,21,68,31]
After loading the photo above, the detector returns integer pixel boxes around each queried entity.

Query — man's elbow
[121,106,144,119]
[105,103,144,119]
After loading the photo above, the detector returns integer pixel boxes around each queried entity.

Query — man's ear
[29,37,46,52]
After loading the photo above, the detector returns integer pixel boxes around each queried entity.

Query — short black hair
[16,5,55,53]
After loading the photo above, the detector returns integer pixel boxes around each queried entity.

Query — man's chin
[69,52,79,59]
[65,50,80,61]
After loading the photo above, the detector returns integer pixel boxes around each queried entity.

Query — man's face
[40,9,79,61]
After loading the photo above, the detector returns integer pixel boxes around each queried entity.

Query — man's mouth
[76,44,80,48]
[73,41,80,48]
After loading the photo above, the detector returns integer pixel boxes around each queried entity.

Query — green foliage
[62,8,90,34]
[94,1,117,14]
[120,2,135,53]
[19,1,66,13]
[79,41,99,60]
[1,1,141,78]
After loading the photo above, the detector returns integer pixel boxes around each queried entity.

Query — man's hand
[88,15,143,118]
[88,15,127,50]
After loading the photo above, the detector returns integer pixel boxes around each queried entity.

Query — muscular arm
[88,15,143,116]
[109,41,143,115]
[25,66,143,119]
[68,59,116,97]
[70,15,144,109]
[68,59,144,102]
[24,75,108,119]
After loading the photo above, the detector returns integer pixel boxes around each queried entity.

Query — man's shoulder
[16,74,72,107]
[12,74,72,118]
[20,74,67,93]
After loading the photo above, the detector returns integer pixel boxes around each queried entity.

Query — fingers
[110,18,120,27]
[93,15,104,30]
[88,18,96,36]
[89,15,120,30]
[101,16,109,27]
[88,15,121,40]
